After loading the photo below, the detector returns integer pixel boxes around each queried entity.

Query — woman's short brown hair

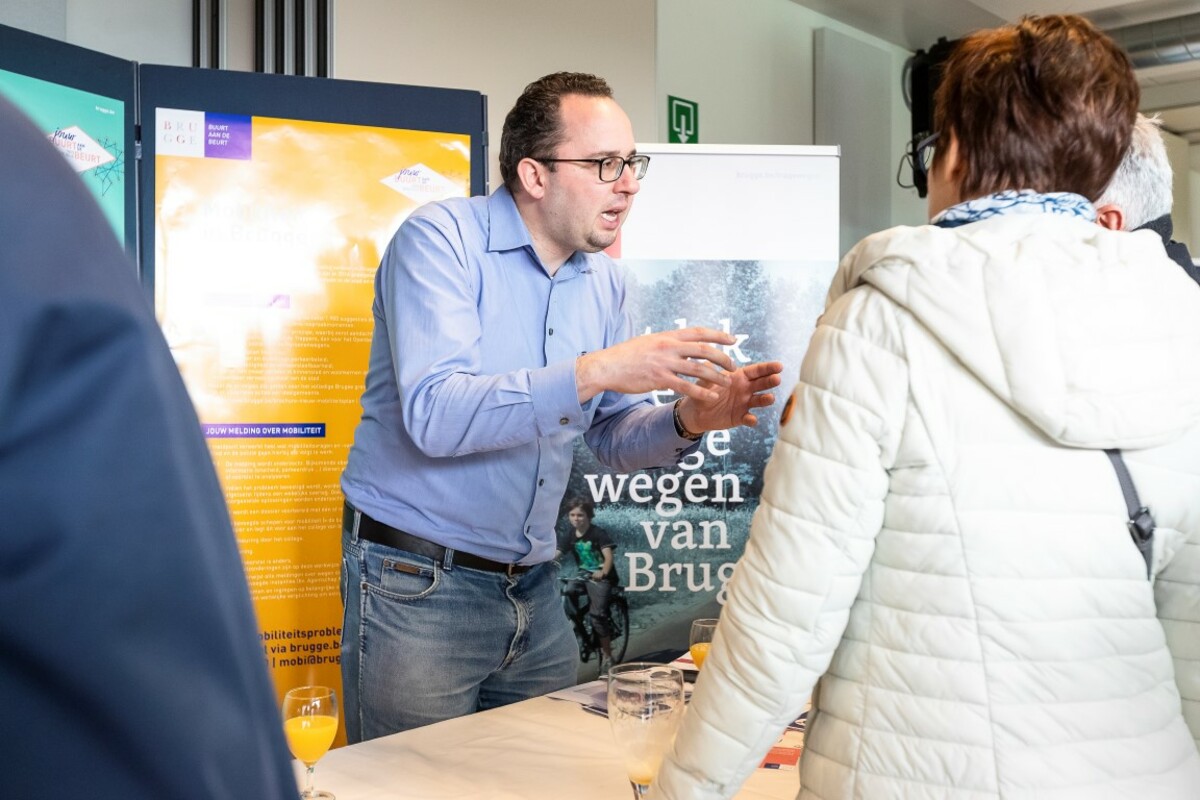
[933,14,1139,201]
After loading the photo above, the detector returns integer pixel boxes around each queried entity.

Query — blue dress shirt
[342,187,698,564]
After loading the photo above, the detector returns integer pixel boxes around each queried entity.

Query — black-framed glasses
[534,154,651,182]
[896,132,939,196]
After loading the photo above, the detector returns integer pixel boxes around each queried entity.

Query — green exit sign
[668,96,698,144]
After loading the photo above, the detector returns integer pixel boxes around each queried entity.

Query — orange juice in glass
[689,618,718,669]
[284,714,338,763]
[282,685,339,799]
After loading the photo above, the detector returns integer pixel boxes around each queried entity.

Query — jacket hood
[829,214,1200,449]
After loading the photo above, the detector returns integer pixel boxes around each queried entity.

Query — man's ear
[1095,203,1125,232]
[515,157,547,200]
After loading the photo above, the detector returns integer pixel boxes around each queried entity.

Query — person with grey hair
[1095,113,1198,283]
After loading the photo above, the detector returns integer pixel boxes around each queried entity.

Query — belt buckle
[506,563,519,577]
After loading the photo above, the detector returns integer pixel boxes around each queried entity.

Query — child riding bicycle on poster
[555,497,620,674]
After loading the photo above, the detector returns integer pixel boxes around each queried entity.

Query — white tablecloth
[301,694,802,799]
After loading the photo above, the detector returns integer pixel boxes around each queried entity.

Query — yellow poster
[153,109,471,723]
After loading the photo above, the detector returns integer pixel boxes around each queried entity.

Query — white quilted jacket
[655,214,1200,799]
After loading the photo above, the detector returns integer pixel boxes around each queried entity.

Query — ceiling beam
[1141,80,1200,111]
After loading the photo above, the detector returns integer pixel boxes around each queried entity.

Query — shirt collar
[486,186,534,253]
[486,185,590,279]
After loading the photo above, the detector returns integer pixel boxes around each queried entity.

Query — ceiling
[793,0,1200,144]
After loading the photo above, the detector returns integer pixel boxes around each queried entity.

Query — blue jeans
[340,506,577,742]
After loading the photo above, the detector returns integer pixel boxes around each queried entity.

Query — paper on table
[669,652,699,673]
[760,742,803,771]
[546,676,695,718]
[667,653,700,684]
[761,702,808,770]
[552,670,806,773]
[668,653,808,732]
[547,679,608,713]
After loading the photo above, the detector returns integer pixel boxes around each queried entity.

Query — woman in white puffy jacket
[655,14,1200,800]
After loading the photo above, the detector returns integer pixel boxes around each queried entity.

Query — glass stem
[303,764,315,797]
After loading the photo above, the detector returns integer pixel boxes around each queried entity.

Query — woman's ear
[927,132,965,218]
[940,133,964,181]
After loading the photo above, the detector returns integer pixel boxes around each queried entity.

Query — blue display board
[0,23,138,256]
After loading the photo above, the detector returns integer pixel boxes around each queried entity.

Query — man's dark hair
[499,72,613,192]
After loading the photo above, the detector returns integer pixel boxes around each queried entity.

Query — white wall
[656,0,927,247]
[657,0,813,147]
[0,0,190,65]
[1160,127,1192,249]
[1188,143,1200,255]
[340,0,928,233]
[66,0,190,65]
[0,0,65,37]
[2,0,927,234]
[333,0,657,193]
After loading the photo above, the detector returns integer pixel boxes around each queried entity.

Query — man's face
[537,94,641,262]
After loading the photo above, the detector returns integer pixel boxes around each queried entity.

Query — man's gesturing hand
[676,360,784,434]
[575,327,736,404]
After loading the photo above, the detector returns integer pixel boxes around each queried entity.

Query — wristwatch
[672,399,703,441]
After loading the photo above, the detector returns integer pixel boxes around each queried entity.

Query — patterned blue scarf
[931,190,1096,229]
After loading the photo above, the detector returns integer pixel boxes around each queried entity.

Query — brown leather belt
[347,504,533,576]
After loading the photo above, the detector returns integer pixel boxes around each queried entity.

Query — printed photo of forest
[559,258,834,676]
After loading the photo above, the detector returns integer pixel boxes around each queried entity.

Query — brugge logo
[156,108,206,158]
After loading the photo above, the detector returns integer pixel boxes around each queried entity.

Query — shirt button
[548,328,555,335]
[538,479,545,486]
[559,417,569,425]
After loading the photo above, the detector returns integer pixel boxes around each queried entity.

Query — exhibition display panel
[140,65,486,715]
[0,23,138,254]
[563,144,840,674]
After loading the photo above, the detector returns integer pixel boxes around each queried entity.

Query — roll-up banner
[563,144,840,677]
[141,66,486,723]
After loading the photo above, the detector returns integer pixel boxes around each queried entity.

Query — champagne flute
[607,663,685,798]
[689,618,718,670]
[282,685,339,799]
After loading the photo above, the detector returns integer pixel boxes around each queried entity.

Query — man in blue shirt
[340,72,783,740]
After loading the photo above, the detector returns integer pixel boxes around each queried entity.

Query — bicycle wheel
[608,597,630,663]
